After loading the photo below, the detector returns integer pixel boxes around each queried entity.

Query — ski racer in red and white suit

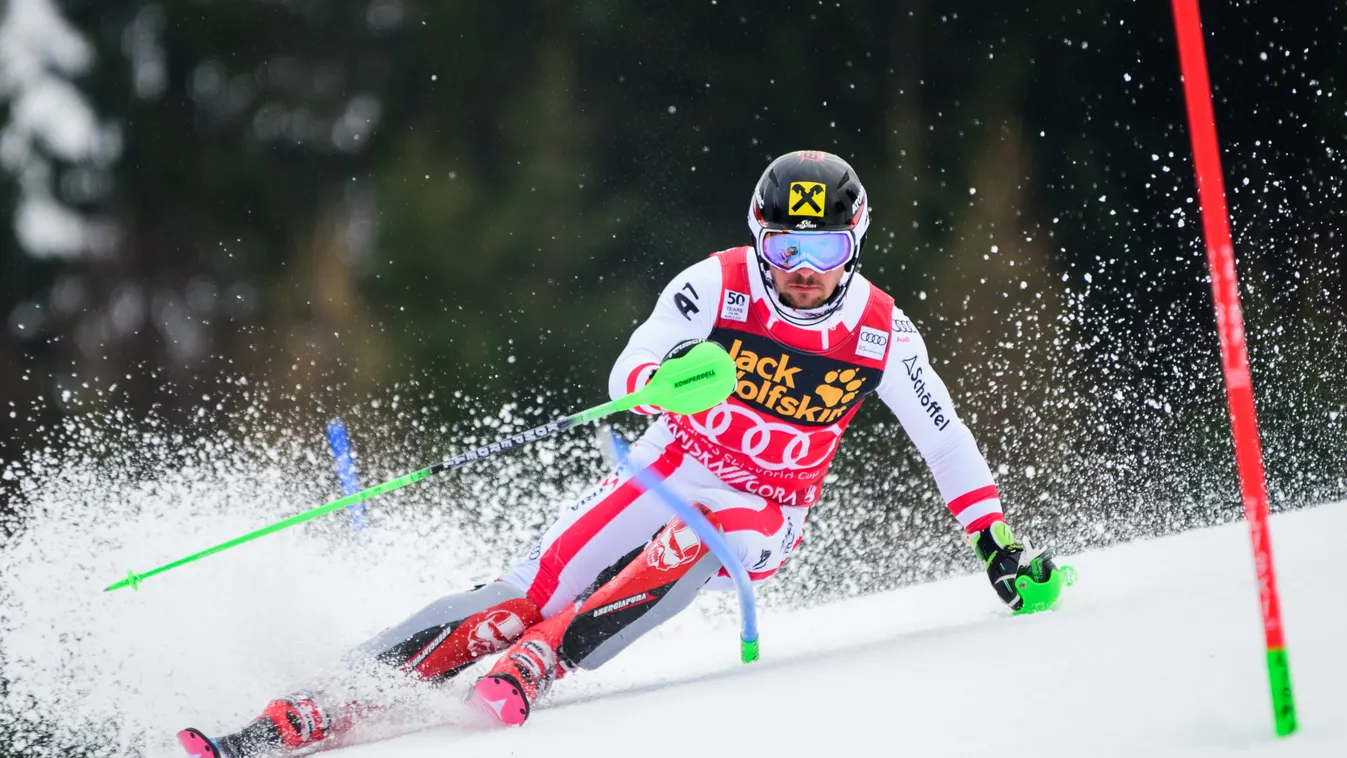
[498,245,1004,616]
[178,152,1055,758]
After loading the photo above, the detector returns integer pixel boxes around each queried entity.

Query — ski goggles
[756,230,856,273]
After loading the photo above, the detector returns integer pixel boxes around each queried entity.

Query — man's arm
[875,309,1069,612]
[873,307,1004,533]
[608,258,721,413]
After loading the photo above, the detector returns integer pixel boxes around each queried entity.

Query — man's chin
[780,291,829,310]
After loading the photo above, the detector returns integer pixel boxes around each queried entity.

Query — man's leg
[500,436,688,618]
[179,581,546,758]
[357,581,542,680]
[703,501,808,588]
[472,510,724,725]
[469,491,806,725]
[179,433,687,757]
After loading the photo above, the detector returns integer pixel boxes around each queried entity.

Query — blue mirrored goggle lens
[759,231,854,272]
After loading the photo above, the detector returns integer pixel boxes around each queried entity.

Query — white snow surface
[4,488,1344,758]
[329,504,1342,757]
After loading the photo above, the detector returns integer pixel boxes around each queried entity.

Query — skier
[179,150,1060,757]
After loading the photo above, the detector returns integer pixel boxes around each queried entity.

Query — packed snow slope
[328,503,1345,758]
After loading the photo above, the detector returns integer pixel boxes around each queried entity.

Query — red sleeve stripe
[953,495,1003,533]
[947,485,1000,517]
[964,512,1006,534]
[627,363,658,394]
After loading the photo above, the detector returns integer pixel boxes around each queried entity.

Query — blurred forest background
[1,0,1344,576]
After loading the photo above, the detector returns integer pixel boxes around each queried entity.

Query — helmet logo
[788,182,825,216]
[795,219,817,229]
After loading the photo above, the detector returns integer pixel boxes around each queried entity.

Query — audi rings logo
[855,326,889,361]
[686,403,842,471]
[892,317,918,334]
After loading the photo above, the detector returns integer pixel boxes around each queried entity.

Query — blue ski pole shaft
[608,430,759,663]
[325,420,368,535]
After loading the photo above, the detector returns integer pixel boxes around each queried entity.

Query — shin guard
[472,511,722,725]
[361,581,543,680]
[561,510,723,670]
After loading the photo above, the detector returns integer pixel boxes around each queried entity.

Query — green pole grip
[614,341,737,415]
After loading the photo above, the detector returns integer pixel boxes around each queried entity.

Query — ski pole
[605,429,760,664]
[104,342,736,593]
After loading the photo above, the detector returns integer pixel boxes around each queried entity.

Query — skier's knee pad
[357,581,542,680]
[559,509,723,671]
[571,505,724,606]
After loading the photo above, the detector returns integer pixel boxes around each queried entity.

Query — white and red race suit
[502,247,1002,618]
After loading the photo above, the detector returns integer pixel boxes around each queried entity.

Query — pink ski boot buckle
[469,675,530,726]
[177,728,222,758]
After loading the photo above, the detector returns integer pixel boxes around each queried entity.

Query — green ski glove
[969,521,1074,614]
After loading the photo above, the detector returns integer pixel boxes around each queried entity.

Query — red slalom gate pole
[1170,0,1297,737]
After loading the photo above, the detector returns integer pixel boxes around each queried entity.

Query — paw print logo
[814,368,866,407]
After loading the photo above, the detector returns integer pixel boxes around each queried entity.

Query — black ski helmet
[746,150,871,321]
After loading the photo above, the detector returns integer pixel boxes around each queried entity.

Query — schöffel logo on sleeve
[855,326,889,360]
[901,354,952,430]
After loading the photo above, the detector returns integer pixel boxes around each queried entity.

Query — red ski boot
[469,611,573,726]
[178,691,335,758]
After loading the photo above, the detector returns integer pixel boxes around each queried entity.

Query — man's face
[769,265,844,310]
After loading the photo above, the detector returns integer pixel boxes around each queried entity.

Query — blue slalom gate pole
[325,419,368,538]
[606,429,759,663]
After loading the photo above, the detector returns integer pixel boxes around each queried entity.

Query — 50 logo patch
[721,290,748,322]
